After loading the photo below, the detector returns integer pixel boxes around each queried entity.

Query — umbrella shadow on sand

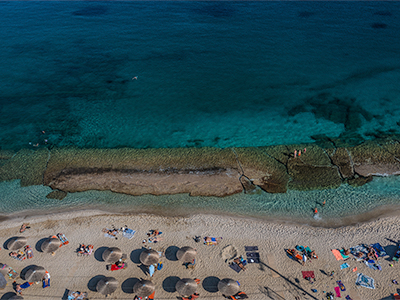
[121,277,140,294]
[202,276,220,293]
[87,275,106,292]
[130,248,143,264]
[94,247,108,262]
[162,276,180,293]
[35,238,49,252]
[165,246,179,261]
[0,292,20,299]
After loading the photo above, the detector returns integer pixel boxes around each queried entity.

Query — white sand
[0,211,399,300]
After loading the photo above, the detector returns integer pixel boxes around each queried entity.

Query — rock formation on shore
[0,138,400,198]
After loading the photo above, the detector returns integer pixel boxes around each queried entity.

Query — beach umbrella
[218,278,239,296]
[102,247,122,263]
[176,246,197,263]
[140,249,159,266]
[96,277,118,295]
[25,266,46,282]
[133,280,155,297]
[41,237,61,253]
[7,237,27,250]
[0,273,7,289]
[9,295,24,300]
[175,278,197,296]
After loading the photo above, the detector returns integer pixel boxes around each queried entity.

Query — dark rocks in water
[330,147,354,178]
[347,175,373,187]
[46,190,68,200]
[371,23,387,29]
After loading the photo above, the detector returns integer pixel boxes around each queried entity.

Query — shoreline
[3,201,400,230]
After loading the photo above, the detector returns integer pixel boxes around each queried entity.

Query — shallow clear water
[1,1,400,223]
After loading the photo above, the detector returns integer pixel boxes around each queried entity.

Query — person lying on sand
[147,229,161,238]
[102,228,119,237]
[19,223,30,233]
[148,236,164,243]
[233,257,247,271]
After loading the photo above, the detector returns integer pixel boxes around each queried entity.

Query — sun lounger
[68,290,88,300]
[244,246,258,252]
[0,263,18,279]
[122,228,136,239]
[57,233,69,246]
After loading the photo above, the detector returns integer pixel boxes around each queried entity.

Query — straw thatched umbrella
[102,247,122,263]
[175,278,197,296]
[133,280,155,297]
[218,278,239,296]
[7,237,27,250]
[25,266,46,282]
[176,246,197,263]
[96,277,118,295]
[140,249,159,266]
[41,237,61,253]
[9,295,24,300]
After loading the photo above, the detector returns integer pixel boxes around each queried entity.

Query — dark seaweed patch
[72,5,108,17]
[371,23,387,29]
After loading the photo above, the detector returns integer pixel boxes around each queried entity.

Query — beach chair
[0,263,18,279]
[67,290,88,300]
[57,233,69,246]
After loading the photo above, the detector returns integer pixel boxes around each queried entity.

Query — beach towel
[230,263,242,273]
[371,243,387,257]
[122,228,136,240]
[339,249,350,260]
[340,262,349,270]
[337,280,346,291]
[394,293,400,300]
[244,246,258,252]
[331,249,343,261]
[350,245,368,260]
[355,273,375,289]
[295,245,305,252]
[246,252,260,263]
[301,271,315,279]
[334,287,341,298]
[149,264,155,277]
[365,260,381,271]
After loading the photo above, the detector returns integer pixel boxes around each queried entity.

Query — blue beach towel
[371,243,387,257]
[355,273,375,289]
[122,228,136,240]
[340,263,349,270]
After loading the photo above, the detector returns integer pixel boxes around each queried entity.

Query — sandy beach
[0,211,399,300]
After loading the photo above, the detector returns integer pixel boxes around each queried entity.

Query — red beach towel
[301,271,315,279]
[334,286,341,297]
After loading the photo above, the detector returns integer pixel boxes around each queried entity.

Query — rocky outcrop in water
[0,138,400,197]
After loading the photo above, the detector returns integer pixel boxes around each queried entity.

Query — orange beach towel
[331,249,343,261]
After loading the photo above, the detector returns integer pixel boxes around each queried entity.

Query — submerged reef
[1,137,400,198]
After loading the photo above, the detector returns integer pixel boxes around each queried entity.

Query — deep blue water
[1,1,400,150]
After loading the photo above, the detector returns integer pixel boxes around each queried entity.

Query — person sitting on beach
[343,248,351,256]
[310,250,318,259]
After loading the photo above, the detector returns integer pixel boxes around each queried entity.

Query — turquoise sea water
[1,1,400,223]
